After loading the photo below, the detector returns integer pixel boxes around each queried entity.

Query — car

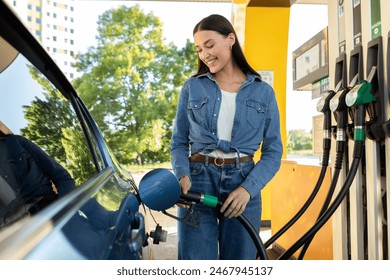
[0,0,158,260]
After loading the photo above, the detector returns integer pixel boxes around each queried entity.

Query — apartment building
[5,0,77,81]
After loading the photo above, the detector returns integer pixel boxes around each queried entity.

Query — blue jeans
[177,161,261,260]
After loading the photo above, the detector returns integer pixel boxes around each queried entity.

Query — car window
[0,47,97,186]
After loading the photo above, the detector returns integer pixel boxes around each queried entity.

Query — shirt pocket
[246,100,266,129]
[7,151,31,184]
[187,97,208,125]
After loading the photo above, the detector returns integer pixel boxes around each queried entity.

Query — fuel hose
[180,191,268,260]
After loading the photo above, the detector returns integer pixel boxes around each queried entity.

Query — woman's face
[193,30,235,74]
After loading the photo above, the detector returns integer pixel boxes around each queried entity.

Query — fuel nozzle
[179,191,219,208]
[345,66,376,108]
[345,66,377,143]
[316,81,341,166]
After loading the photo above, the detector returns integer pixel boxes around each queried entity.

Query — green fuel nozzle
[345,66,377,108]
[180,191,219,208]
[345,66,377,142]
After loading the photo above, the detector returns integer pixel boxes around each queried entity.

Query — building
[5,0,77,81]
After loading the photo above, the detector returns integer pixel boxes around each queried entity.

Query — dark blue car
[0,0,151,259]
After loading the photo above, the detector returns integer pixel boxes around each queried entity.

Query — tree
[73,5,197,164]
[21,66,96,185]
[287,129,312,152]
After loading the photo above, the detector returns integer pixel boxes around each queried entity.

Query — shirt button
[194,105,198,108]
[213,114,217,117]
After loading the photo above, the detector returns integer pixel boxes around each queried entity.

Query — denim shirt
[171,72,283,198]
[0,134,75,203]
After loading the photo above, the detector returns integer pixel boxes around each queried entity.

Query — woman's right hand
[179,176,191,194]
[177,176,191,208]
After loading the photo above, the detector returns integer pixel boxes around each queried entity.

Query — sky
[73,1,328,132]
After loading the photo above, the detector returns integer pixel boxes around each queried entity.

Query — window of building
[53,36,57,42]
[28,4,32,10]
[36,6,41,12]
[36,18,41,24]
[27,16,32,22]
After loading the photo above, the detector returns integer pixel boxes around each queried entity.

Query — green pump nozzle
[345,66,377,142]
[180,191,219,208]
[345,66,377,108]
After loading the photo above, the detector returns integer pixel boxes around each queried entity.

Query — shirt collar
[196,72,261,84]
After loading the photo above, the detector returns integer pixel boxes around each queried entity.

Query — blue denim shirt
[171,72,283,198]
[0,134,75,202]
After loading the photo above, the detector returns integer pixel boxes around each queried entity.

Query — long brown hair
[192,14,260,78]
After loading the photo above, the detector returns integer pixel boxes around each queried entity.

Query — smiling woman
[170,14,283,260]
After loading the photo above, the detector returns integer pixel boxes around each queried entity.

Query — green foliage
[73,5,197,165]
[287,129,312,152]
[20,66,96,185]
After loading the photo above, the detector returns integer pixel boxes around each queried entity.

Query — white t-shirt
[208,89,242,158]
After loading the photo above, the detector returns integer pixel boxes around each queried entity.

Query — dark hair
[192,14,260,77]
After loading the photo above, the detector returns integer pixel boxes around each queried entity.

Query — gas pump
[363,34,386,260]
[264,81,340,251]
[278,68,377,260]
[295,76,358,259]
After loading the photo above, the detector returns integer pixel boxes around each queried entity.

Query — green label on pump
[371,0,381,39]
[203,194,218,208]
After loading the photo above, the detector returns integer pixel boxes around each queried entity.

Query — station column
[232,0,290,223]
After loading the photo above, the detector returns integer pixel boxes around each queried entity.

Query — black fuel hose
[180,191,268,260]
[264,144,329,249]
[297,128,347,259]
[278,105,366,260]
[264,91,335,249]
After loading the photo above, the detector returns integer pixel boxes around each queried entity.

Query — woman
[170,14,283,260]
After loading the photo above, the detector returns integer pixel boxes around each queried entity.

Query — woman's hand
[176,175,192,208]
[220,186,250,218]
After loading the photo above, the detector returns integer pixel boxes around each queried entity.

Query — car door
[0,0,147,260]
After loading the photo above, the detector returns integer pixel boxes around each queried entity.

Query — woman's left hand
[220,186,251,218]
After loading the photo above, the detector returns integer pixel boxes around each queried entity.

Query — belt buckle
[214,157,225,167]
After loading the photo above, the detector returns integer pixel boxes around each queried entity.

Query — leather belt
[189,154,253,167]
